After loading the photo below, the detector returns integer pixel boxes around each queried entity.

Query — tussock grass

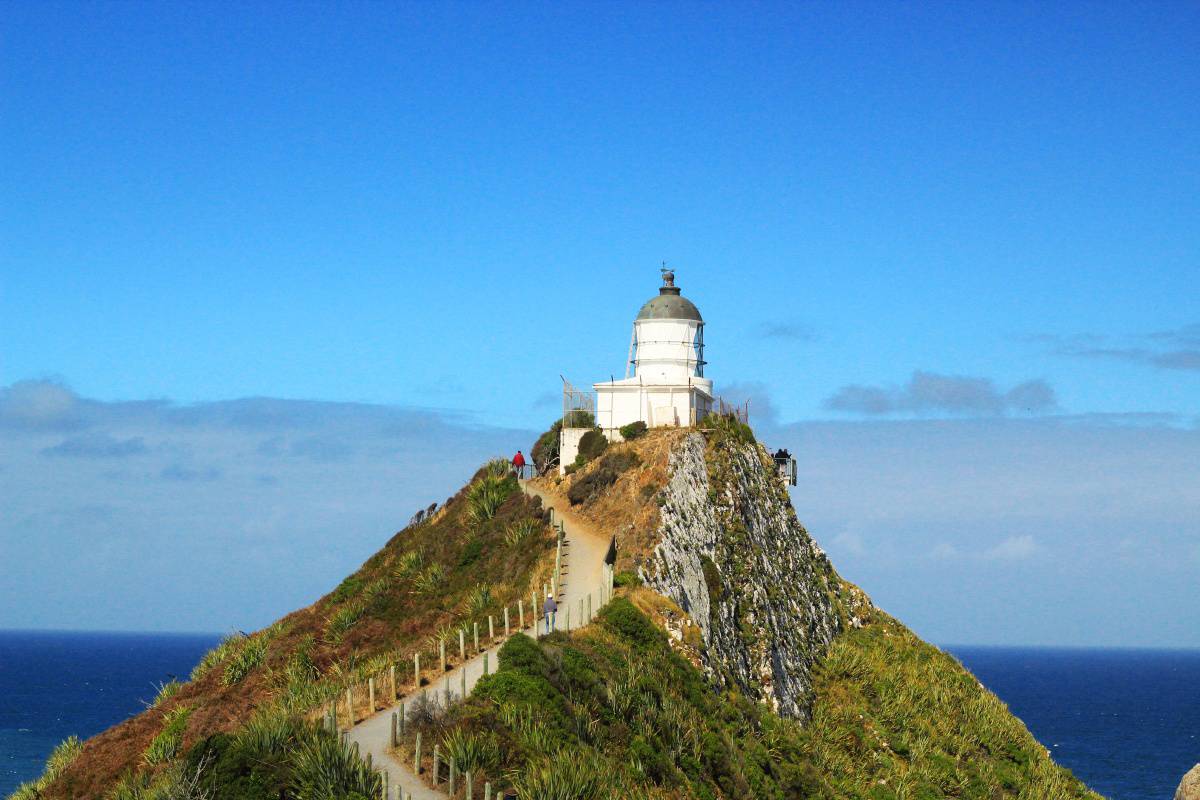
[143,706,191,766]
[149,679,183,708]
[441,728,499,773]
[504,518,541,546]
[467,584,493,616]
[466,473,514,525]
[222,636,268,686]
[189,632,244,682]
[323,601,366,644]
[8,735,83,800]
[289,732,380,800]
[393,548,424,579]
[413,562,446,594]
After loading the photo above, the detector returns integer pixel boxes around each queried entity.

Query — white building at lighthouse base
[560,270,714,470]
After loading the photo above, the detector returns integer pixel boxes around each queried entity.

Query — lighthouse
[559,269,716,471]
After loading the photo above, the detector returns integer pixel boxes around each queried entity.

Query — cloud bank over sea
[3,379,1197,646]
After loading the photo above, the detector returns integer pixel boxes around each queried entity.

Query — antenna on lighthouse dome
[660,261,675,288]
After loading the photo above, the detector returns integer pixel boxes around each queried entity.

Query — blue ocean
[0,630,219,796]
[1,632,1196,798]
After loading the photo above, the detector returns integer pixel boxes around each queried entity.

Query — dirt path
[345,480,612,799]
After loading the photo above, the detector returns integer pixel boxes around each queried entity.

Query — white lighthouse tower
[542,268,716,468]
[594,268,714,436]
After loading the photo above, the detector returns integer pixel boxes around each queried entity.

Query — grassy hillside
[18,461,556,800]
[410,592,1099,799]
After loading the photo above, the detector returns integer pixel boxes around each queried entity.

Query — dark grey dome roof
[636,286,703,321]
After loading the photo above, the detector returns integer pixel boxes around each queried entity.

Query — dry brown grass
[530,427,689,574]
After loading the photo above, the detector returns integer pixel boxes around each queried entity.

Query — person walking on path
[543,592,557,634]
[512,449,526,478]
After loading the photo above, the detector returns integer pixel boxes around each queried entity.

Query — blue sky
[2,2,1197,645]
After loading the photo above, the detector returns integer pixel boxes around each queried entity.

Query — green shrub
[613,571,642,588]
[598,597,666,651]
[531,425,560,474]
[497,633,549,674]
[576,429,607,464]
[186,733,281,800]
[567,450,640,506]
[699,555,724,602]
[619,420,648,440]
[708,413,755,444]
[144,706,191,765]
[474,670,567,730]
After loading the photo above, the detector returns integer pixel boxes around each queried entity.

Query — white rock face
[640,432,868,719]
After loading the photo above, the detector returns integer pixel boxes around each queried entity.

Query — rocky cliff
[640,427,871,719]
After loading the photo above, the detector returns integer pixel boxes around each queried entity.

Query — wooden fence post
[449,759,457,795]
[444,674,451,706]
[466,771,474,800]
[368,677,376,712]
[518,599,525,629]
[440,639,447,673]
[483,651,489,676]
[588,592,593,621]
[489,614,495,641]
[485,781,493,800]
[432,745,441,786]
[345,687,354,724]
[381,770,388,800]
[390,664,397,702]
[414,653,421,688]
[579,597,584,625]
[504,606,510,637]
[473,622,480,653]
[390,711,398,747]
[459,628,466,662]
[566,605,571,631]
[399,701,406,735]
[414,731,422,774]
[460,665,466,698]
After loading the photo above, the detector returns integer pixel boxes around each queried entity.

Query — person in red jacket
[512,449,526,478]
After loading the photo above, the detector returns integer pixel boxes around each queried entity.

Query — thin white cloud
[1037,324,1200,372]
[983,534,1039,561]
